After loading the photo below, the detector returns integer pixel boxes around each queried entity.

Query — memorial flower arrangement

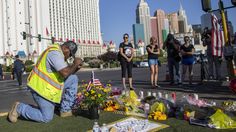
[78,82,112,107]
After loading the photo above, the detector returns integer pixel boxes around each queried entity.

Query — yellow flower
[98,94,101,97]
[82,89,86,92]
[85,93,89,97]
[91,90,95,94]
[77,92,82,96]
[107,84,111,87]
[91,96,95,100]
[103,88,110,93]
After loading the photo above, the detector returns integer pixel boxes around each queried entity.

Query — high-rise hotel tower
[0,0,103,64]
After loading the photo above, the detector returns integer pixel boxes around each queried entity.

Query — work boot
[60,111,73,117]
[8,102,20,123]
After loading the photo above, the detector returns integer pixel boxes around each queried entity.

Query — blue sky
[99,0,236,45]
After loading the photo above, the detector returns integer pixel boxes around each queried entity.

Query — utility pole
[25,0,31,58]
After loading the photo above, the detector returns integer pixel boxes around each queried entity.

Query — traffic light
[38,34,41,42]
[51,37,55,44]
[23,32,26,40]
[232,0,236,6]
[218,0,224,10]
[201,0,212,12]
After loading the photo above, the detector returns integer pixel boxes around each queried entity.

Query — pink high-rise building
[154,9,165,48]
[167,12,179,34]
[150,17,158,43]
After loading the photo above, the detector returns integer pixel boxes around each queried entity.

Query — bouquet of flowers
[76,78,112,108]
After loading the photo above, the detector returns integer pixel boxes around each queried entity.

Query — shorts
[148,59,159,66]
[182,57,195,65]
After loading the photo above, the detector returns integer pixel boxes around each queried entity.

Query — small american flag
[211,14,224,57]
[86,71,102,91]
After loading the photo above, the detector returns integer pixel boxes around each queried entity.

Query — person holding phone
[146,36,160,88]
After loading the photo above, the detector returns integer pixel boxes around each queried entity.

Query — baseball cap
[63,41,78,57]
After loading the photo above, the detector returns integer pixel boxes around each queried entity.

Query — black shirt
[180,44,194,59]
[165,40,180,58]
[119,42,133,59]
[146,44,159,59]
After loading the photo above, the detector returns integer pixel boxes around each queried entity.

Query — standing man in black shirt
[163,34,181,85]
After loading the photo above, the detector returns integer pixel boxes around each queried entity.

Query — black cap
[63,41,78,57]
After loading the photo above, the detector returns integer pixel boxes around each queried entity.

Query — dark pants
[168,58,181,83]
[208,55,222,80]
[15,71,22,86]
[120,59,133,78]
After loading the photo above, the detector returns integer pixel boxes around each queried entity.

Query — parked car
[140,61,149,67]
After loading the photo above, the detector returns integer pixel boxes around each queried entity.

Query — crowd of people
[118,32,225,93]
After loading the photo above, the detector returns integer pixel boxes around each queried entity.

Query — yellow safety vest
[27,44,65,103]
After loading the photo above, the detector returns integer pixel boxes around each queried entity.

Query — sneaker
[178,82,183,86]
[8,102,20,123]
[169,82,174,85]
[209,76,214,80]
[154,84,161,88]
[60,111,73,117]
[130,87,135,90]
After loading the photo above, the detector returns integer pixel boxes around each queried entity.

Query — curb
[0,112,8,117]
[79,68,120,72]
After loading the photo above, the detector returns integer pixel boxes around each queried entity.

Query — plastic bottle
[100,123,109,132]
[93,122,100,132]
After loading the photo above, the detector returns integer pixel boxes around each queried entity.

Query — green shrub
[25,65,34,72]
[25,60,34,66]
[84,57,96,63]
[2,65,12,72]
[88,59,102,68]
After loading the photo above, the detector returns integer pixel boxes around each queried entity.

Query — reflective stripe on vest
[32,67,63,90]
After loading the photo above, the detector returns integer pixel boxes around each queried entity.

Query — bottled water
[100,123,109,132]
[93,122,100,132]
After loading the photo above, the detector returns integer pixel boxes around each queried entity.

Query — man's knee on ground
[41,115,53,123]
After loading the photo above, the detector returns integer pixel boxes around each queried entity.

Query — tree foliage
[98,51,117,62]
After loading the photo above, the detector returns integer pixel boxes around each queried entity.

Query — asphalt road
[0,63,234,114]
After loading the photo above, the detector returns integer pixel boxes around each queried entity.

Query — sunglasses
[124,36,129,39]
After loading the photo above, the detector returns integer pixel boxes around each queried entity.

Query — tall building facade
[178,3,189,33]
[154,9,166,48]
[167,12,179,34]
[150,17,158,41]
[0,0,103,64]
[136,0,151,48]
[132,24,145,48]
